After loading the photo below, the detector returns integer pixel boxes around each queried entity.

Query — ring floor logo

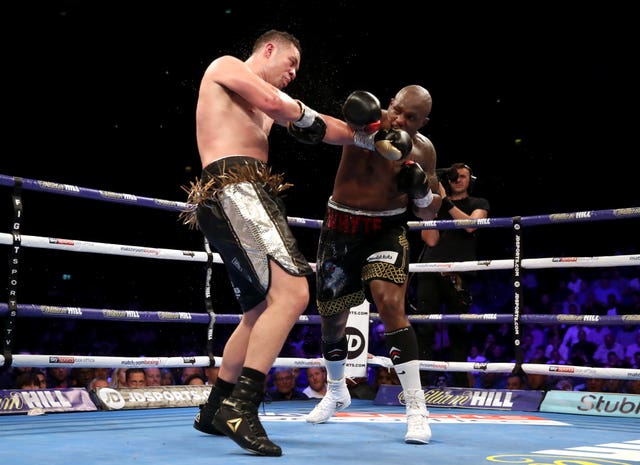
[487,439,640,464]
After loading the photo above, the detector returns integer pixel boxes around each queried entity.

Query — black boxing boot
[193,381,234,435]
[213,374,281,457]
[194,401,223,435]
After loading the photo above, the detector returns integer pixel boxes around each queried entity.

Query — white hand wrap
[413,190,434,209]
[293,101,319,128]
[353,130,376,151]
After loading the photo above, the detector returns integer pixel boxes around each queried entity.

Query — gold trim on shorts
[179,159,293,229]
[318,289,366,317]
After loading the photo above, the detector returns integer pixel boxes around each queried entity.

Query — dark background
[2,2,639,353]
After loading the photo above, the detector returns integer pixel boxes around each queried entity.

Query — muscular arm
[321,114,356,145]
[207,55,304,123]
[210,55,354,146]
[408,134,441,220]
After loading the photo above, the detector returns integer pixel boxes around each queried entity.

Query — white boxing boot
[306,377,351,424]
[404,389,431,444]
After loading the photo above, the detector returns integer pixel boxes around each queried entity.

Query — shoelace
[405,392,426,415]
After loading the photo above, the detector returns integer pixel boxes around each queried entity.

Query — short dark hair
[183,373,206,385]
[253,29,301,55]
[125,367,145,381]
[15,372,41,389]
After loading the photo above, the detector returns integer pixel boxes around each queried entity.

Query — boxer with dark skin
[306,85,441,444]
[333,86,439,215]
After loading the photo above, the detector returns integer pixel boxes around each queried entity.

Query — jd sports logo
[345,326,366,360]
[98,388,125,410]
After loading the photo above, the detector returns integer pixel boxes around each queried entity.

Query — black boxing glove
[353,127,413,160]
[342,90,382,129]
[398,160,434,208]
[287,100,327,144]
[373,129,412,160]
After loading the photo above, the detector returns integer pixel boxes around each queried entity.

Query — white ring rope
[0,353,635,382]
[1,232,637,271]
[1,174,639,381]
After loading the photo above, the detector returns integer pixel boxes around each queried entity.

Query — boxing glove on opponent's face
[342,90,382,130]
[343,90,411,159]
[287,100,327,144]
[397,160,434,208]
[373,128,412,160]
[353,127,413,161]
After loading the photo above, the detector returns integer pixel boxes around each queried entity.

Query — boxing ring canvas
[2,400,639,465]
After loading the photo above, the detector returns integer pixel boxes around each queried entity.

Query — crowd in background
[1,265,639,395]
